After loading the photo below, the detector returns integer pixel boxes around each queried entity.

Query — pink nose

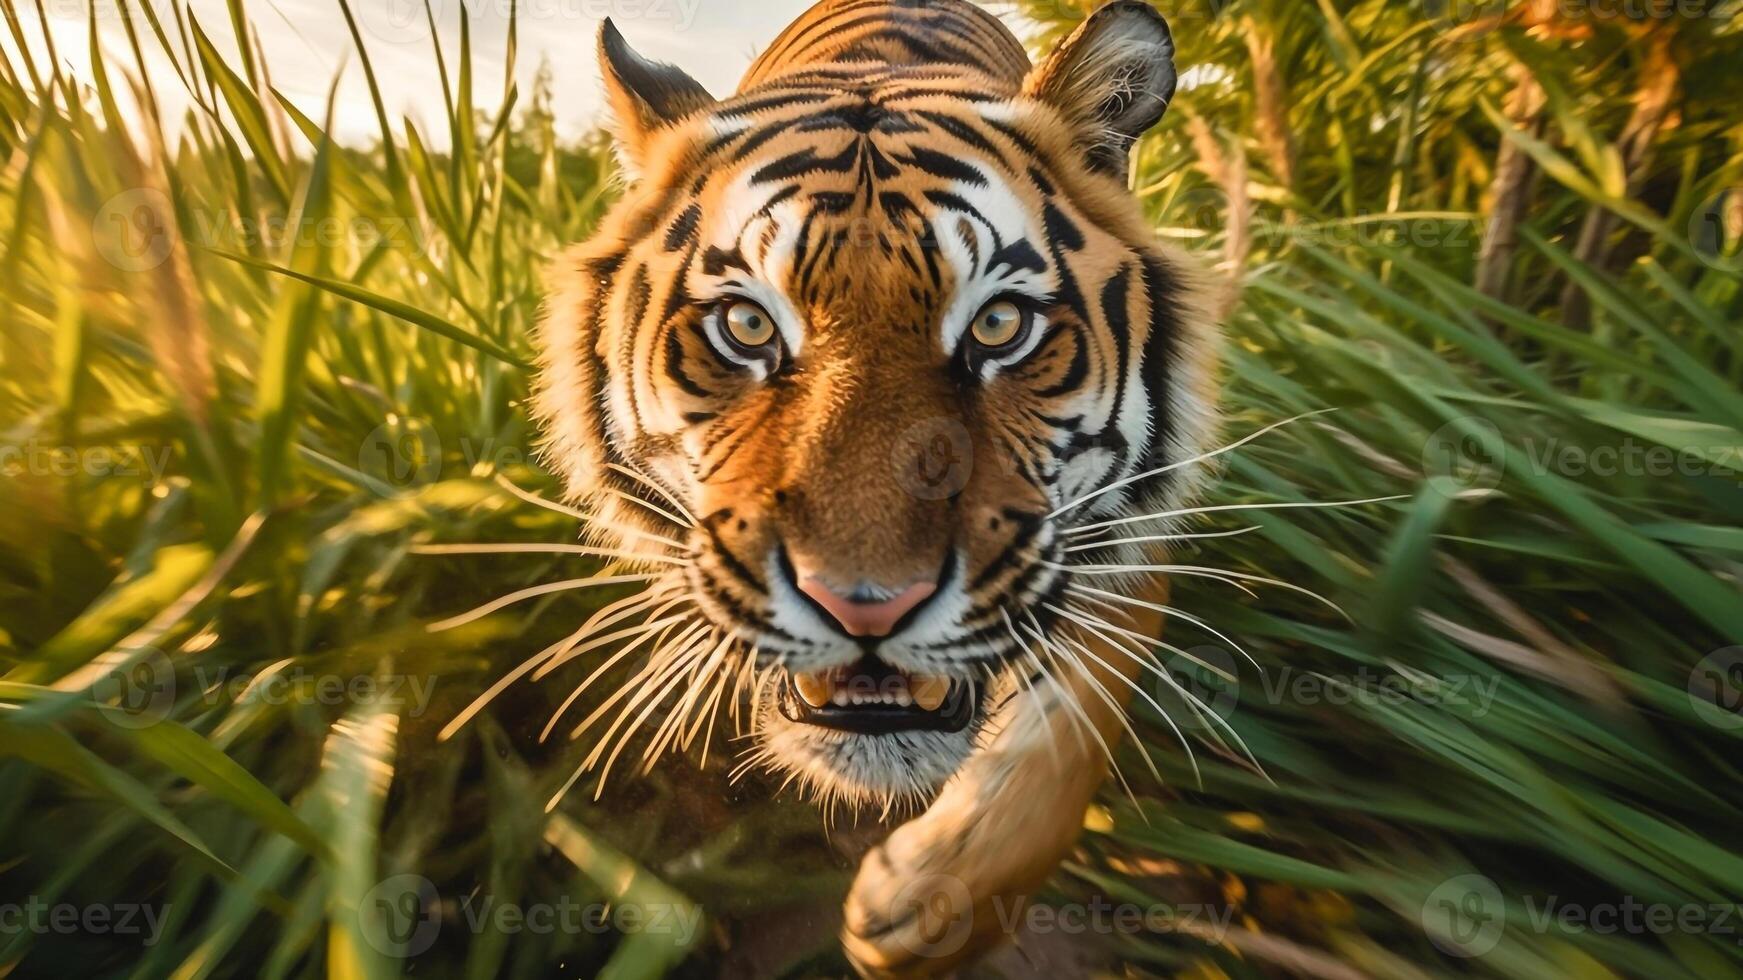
[797,577,937,637]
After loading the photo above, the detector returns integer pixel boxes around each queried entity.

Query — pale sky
[17,0,1039,149]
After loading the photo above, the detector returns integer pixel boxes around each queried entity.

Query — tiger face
[536,0,1216,809]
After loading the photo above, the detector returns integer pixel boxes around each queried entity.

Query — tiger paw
[841,818,995,978]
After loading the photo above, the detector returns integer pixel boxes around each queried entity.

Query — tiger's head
[535,0,1217,809]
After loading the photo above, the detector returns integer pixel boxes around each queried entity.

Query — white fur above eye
[932,174,1059,356]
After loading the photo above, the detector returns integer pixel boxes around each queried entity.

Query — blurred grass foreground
[3,0,1743,976]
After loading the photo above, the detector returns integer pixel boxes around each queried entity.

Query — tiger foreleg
[841,595,1165,977]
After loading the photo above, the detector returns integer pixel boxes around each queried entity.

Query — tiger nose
[795,575,937,638]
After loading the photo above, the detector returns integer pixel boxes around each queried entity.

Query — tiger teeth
[789,671,953,711]
[911,676,950,712]
[793,672,833,708]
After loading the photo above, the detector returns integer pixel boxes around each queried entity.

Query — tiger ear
[1022,1,1177,179]
[598,19,716,170]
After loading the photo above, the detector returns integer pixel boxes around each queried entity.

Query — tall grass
[2,0,1741,977]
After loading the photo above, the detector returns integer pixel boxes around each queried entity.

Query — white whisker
[1044,601,1236,683]
[1058,564,1349,619]
[999,609,1064,770]
[438,625,586,742]
[494,474,590,520]
[534,592,690,680]
[569,621,712,746]
[411,542,690,565]
[428,574,660,633]
[604,487,694,532]
[1018,612,1138,801]
[1065,584,1261,673]
[589,630,719,793]
[1048,410,1334,520]
[1061,525,1261,552]
[1051,612,1204,786]
[1067,494,1408,538]
[1046,627,1166,785]
[607,462,697,526]
[1056,605,1264,778]
[539,614,693,743]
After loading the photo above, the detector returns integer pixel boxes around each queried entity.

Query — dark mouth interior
[778,656,976,735]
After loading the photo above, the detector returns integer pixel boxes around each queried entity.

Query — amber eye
[723,300,776,349]
[970,300,1027,349]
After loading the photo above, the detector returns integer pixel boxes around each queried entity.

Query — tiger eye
[724,301,775,348]
[970,300,1025,348]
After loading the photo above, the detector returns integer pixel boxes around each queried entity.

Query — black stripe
[664,326,709,398]
[1036,331,1089,399]
[1136,255,1184,473]
[663,205,701,251]
[899,145,986,186]
[750,142,860,184]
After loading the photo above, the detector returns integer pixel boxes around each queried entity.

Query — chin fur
[741,672,1016,817]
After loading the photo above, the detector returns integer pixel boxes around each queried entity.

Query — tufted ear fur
[1023,1,1177,179]
[598,19,716,171]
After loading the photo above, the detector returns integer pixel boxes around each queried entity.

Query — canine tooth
[911,676,950,712]
[793,673,833,708]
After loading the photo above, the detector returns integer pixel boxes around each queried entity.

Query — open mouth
[778,656,977,735]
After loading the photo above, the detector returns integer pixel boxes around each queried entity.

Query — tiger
[533,0,1219,973]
